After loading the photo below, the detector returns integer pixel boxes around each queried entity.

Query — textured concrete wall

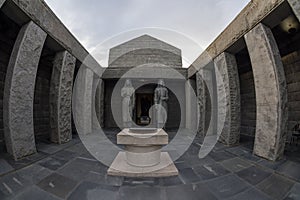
[282,51,300,140]
[0,12,20,152]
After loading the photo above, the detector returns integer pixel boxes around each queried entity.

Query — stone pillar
[288,0,300,21]
[245,23,288,161]
[3,21,47,160]
[50,51,76,144]
[73,66,93,135]
[185,79,197,130]
[196,70,206,137]
[214,52,241,146]
[202,63,218,136]
[0,0,6,8]
[95,79,104,128]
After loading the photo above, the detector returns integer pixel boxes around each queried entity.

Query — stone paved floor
[0,130,300,200]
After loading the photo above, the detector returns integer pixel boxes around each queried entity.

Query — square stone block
[107,152,178,177]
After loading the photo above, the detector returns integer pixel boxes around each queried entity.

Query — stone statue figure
[154,79,168,128]
[121,79,135,128]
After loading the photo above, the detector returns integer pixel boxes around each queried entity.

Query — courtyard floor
[0,130,300,200]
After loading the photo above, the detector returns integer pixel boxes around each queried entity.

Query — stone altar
[107,128,178,177]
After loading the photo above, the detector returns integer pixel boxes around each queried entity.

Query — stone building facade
[0,0,299,162]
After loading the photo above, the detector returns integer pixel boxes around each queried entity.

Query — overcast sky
[44,0,250,67]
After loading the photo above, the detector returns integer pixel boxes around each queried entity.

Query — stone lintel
[50,51,76,144]
[245,23,288,161]
[214,52,241,146]
[3,21,47,160]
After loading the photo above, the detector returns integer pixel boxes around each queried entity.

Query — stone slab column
[3,21,47,160]
[245,23,288,161]
[196,70,206,137]
[288,0,300,21]
[50,51,76,144]
[185,79,197,130]
[214,52,241,146]
[73,66,93,135]
[0,0,6,8]
[202,63,218,136]
[95,79,104,128]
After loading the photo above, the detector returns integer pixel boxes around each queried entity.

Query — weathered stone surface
[72,66,93,135]
[245,23,288,161]
[50,51,76,144]
[288,0,300,21]
[214,52,241,146]
[3,21,47,160]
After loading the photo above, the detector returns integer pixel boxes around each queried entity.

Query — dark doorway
[135,93,154,126]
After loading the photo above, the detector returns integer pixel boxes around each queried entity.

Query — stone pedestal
[108,128,178,177]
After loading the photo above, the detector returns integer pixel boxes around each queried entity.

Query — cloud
[44,0,250,67]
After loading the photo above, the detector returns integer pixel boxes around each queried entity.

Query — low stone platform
[108,152,178,177]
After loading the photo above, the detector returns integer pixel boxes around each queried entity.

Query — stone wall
[33,49,55,141]
[236,49,257,137]
[109,35,182,68]
[109,49,183,68]
[282,51,300,139]
[0,12,20,152]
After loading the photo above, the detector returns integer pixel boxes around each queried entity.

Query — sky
[44,0,250,67]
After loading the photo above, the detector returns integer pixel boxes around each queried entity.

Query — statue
[121,79,135,128]
[154,79,168,128]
